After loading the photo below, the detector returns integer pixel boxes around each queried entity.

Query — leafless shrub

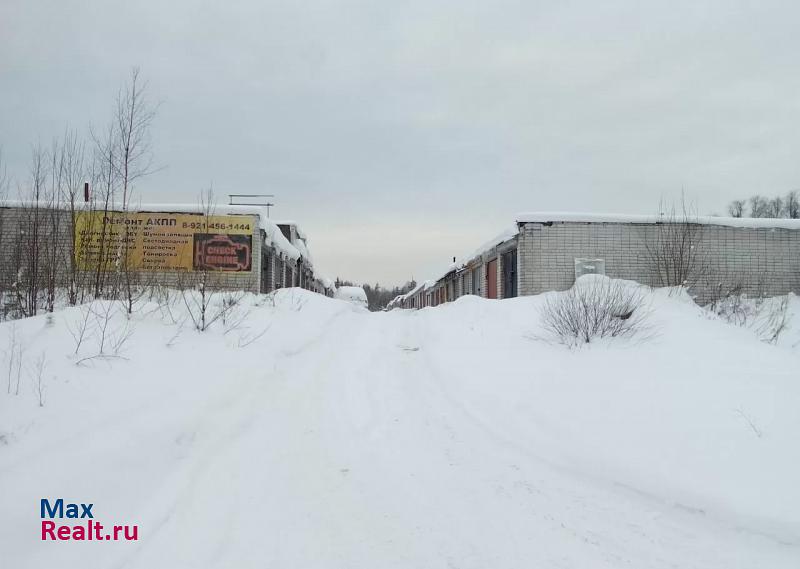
[74,300,134,365]
[183,285,243,332]
[147,285,183,325]
[1,324,26,396]
[68,301,95,354]
[5,324,23,394]
[92,301,117,355]
[221,292,249,334]
[750,296,790,344]
[31,353,46,407]
[109,319,135,355]
[146,283,172,305]
[13,341,24,395]
[179,188,245,332]
[643,197,709,291]
[708,290,790,344]
[706,281,747,322]
[540,278,650,347]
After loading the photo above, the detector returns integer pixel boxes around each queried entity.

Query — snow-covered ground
[0,283,798,568]
[333,285,369,309]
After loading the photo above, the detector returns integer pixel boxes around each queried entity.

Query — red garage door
[486,259,498,299]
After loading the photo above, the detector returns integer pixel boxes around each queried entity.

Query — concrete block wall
[263,252,293,292]
[518,221,800,303]
[0,206,74,291]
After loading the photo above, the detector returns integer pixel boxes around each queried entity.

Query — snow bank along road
[1,286,799,568]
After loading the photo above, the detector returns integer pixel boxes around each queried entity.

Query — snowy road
[1,290,799,567]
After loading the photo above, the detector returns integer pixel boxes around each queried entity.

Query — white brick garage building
[517,213,800,303]
[394,213,800,309]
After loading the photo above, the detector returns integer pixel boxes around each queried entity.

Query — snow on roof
[421,279,438,291]
[131,203,307,262]
[271,220,308,240]
[459,225,519,265]
[413,226,520,294]
[144,205,318,267]
[2,199,311,262]
[516,211,800,230]
[405,279,431,297]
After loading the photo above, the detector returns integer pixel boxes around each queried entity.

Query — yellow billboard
[75,212,254,272]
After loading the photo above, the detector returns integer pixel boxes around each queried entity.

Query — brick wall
[518,221,800,303]
[0,206,263,294]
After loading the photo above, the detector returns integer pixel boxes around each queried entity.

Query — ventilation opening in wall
[574,258,606,279]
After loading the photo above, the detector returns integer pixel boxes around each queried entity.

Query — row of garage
[391,212,800,309]
[390,227,520,309]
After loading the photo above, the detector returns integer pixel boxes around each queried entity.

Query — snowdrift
[333,285,369,308]
[0,283,798,568]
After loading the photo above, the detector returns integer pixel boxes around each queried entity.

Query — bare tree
[74,300,134,366]
[12,145,49,317]
[0,148,7,197]
[57,129,89,305]
[10,137,77,315]
[113,68,157,313]
[180,188,239,331]
[0,148,10,315]
[86,68,157,302]
[42,137,66,313]
[644,198,708,289]
[5,323,18,394]
[89,121,119,298]
[68,301,95,355]
[182,188,217,331]
[31,353,47,407]
[786,191,800,219]
[727,199,745,218]
[4,324,26,396]
[728,191,799,219]
[767,196,785,218]
[114,67,156,210]
[748,195,770,218]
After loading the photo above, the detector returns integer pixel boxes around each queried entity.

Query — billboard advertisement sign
[75,212,254,272]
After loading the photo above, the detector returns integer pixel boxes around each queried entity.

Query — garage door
[486,259,498,299]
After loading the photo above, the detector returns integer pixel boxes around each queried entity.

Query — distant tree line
[727,191,800,219]
[334,278,416,311]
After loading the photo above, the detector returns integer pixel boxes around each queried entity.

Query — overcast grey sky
[2,0,799,285]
